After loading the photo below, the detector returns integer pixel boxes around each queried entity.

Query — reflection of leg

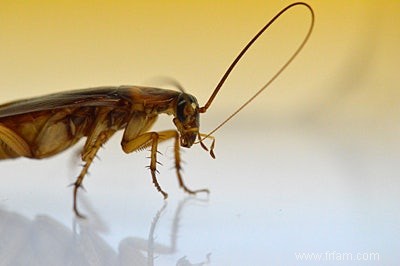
[147,202,168,265]
[73,130,114,218]
[0,124,31,159]
[173,132,209,195]
[173,198,212,265]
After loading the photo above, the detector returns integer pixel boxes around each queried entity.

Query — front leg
[173,131,209,195]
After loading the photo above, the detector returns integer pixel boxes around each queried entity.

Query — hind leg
[0,124,32,159]
[73,129,115,218]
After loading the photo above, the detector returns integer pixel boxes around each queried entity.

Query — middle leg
[122,130,174,198]
[122,130,209,198]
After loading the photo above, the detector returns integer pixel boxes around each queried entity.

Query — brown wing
[0,86,180,118]
[0,87,124,118]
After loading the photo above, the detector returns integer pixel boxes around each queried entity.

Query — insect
[0,2,314,217]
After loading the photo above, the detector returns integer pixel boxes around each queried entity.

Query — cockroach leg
[74,130,114,218]
[122,131,170,199]
[148,132,169,199]
[122,130,209,197]
[0,124,32,158]
[174,132,210,195]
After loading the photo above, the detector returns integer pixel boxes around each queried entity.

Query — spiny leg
[73,130,114,218]
[173,132,209,195]
[122,130,209,198]
[122,131,173,199]
[148,132,168,198]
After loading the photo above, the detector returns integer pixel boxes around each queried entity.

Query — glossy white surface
[1,120,398,265]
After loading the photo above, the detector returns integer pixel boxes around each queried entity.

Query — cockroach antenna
[198,2,315,143]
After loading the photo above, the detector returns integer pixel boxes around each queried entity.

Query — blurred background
[0,1,398,265]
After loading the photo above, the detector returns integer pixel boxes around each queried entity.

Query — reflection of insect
[0,2,314,217]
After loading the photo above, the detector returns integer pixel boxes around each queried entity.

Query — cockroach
[0,2,314,217]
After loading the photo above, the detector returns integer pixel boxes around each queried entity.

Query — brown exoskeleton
[0,2,314,217]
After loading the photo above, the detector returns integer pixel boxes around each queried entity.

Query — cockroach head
[173,93,200,148]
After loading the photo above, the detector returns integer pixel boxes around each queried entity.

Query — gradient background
[0,1,399,265]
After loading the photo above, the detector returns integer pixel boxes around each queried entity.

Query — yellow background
[1,1,398,129]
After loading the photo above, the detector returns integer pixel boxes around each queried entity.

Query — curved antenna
[198,2,315,138]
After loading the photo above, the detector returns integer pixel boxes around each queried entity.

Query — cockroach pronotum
[0,2,314,217]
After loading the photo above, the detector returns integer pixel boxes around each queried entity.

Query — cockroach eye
[176,93,199,123]
[176,98,187,122]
